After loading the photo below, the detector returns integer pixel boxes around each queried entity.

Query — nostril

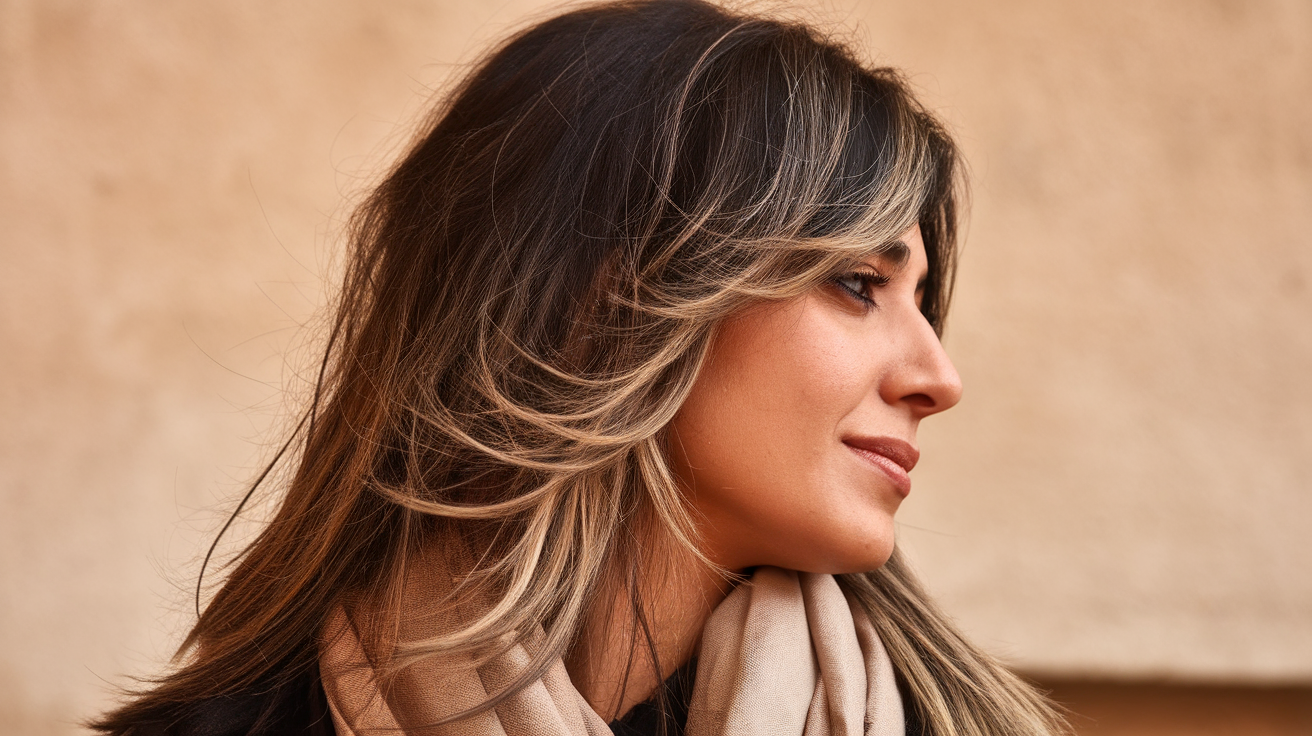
[904,393,936,409]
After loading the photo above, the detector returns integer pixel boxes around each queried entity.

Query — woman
[95,1,1066,734]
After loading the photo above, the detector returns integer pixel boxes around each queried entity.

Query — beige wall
[2,1,1309,733]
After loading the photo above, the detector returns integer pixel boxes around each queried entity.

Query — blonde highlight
[95,2,1062,734]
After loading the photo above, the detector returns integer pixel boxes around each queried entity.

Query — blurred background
[1,1,1309,734]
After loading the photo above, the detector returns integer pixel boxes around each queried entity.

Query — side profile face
[669,224,962,574]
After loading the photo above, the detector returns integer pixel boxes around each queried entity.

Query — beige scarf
[320,566,904,736]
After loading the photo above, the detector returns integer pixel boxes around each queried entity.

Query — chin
[823,541,896,575]
[773,519,898,575]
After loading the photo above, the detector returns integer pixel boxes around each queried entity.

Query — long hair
[96,1,1065,734]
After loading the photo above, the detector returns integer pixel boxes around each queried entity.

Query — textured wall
[1,1,1308,733]
[881,0,1312,683]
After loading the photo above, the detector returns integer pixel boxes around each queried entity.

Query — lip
[842,436,919,498]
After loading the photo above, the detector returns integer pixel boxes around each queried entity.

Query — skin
[567,224,962,720]
[672,223,963,573]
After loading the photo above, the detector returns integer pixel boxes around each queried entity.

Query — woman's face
[669,224,962,574]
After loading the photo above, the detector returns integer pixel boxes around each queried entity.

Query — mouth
[842,436,919,498]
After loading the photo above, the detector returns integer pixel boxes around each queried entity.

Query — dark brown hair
[95,2,1064,734]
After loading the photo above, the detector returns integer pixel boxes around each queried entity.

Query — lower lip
[845,445,912,498]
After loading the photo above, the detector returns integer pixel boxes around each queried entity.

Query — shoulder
[127,665,334,736]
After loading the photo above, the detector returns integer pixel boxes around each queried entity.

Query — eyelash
[832,270,890,309]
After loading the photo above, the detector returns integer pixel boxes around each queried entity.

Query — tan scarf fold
[320,565,903,736]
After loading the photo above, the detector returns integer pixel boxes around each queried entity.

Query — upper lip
[842,436,919,473]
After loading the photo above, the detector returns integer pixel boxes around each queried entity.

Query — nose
[880,315,963,417]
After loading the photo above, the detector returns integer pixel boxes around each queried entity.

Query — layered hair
[97,1,1064,734]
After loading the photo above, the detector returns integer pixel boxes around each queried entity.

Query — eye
[832,270,890,309]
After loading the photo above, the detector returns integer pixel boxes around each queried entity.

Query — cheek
[669,298,894,572]
[677,301,847,477]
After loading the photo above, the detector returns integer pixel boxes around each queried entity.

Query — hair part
[94,2,1062,734]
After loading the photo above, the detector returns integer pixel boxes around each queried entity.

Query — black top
[608,658,697,736]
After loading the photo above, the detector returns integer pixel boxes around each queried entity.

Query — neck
[564,530,734,722]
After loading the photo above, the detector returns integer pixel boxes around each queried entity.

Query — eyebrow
[879,240,911,270]
[867,240,929,292]
[859,240,911,276]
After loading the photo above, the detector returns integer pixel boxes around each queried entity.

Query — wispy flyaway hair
[96,1,1065,734]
